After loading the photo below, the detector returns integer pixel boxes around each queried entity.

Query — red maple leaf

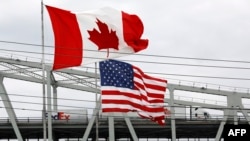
[88,18,119,57]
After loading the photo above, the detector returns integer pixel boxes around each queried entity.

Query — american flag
[99,59,167,125]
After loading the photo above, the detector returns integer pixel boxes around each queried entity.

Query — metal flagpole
[95,62,99,141]
[41,0,47,140]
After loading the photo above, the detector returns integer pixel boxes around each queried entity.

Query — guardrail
[0,116,248,124]
[0,117,88,124]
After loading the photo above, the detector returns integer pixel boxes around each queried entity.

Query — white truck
[45,109,88,123]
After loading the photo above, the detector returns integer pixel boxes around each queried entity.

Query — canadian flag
[46,5,148,70]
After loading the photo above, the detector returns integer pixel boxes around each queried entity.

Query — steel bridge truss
[0,57,250,141]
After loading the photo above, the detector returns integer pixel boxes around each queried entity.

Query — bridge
[0,56,250,141]
[1,117,245,140]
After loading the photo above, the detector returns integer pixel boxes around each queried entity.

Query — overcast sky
[1,0,250,118]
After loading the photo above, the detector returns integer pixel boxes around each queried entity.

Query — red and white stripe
[101,66,167,125]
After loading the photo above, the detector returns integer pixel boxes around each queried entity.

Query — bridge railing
[0,117,89,124]
[0,115,247,125]
[169,78,250,94]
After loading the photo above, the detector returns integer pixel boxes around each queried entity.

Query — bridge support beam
[82,97,101,141]
[0,76,23,141]
[108,117,115,140]
[240,104,250,124]
[215,110,228,141]
[47,69,53,141]
[124,117,138,141]
[168,87,176,141]
[53,85,58,112]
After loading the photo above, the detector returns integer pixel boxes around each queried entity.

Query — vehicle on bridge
[192,107,210,119]
[45,109,88,122]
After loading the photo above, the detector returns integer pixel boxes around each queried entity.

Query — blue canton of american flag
[99,59,134,89]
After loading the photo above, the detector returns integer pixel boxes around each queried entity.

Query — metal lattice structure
[0,56,250,141]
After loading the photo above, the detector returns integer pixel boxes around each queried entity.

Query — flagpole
[41,0,47,140]
[95,62,99,141]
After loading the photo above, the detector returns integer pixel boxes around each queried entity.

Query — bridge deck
[0,118,247,140]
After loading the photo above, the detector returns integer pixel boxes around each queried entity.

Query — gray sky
[1,0,250,118]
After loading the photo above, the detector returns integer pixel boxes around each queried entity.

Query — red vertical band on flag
[122,11,148,52]
[46,5,83,70]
